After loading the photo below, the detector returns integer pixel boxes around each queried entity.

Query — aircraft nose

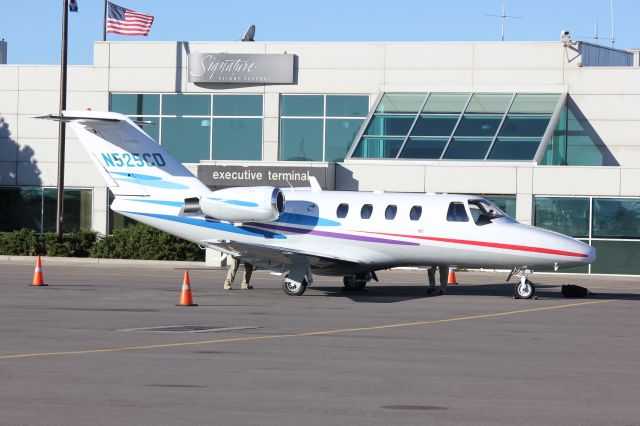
[583,244,597,264]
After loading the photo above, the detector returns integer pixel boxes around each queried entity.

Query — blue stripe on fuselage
[124,211,286,239]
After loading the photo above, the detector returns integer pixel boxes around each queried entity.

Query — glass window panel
[385,205,397,220]
[280,118,323,161]
[591,241,640,274]
[566,142,604,166]
[212,118,262,161]
[325,119,364,162]
[361,204,373,219]
[42,188,57,232]
[351,137,404,159]
[162,94,210,116]
[447,202,469,222]
[410,206,422,221]
[483,195,516,219]
[564,107,604,166]
[161,117,211,163]
[110,94,159,115]
[326,96,368,117]
[499,116,550,137]
[336,203,349,218]
[399,138,448,159]
[509,94,560,114]
[411,115,458,136]
[281,95,323,117]
[442,138,492,160]
[0,187,41,232]
[375,93,425,114]
[214,95,263,116]
[422,93,469,113]
[131,116,159,143]
[454,116,502,137]
[63,189,92,231]
[592,198,640,238]
[534,197,589,238]
[487,138,541,160]
[41,188,90,232]
[465,93,512,114]
[365,115,414,136]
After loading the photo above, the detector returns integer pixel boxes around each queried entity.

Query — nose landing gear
[508,267,537,300]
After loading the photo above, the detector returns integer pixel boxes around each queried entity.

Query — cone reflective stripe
[177,271,197,306]
[447,268,458,286]
[31,256,48,287]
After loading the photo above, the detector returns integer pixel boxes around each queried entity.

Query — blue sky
[1,0,637,65]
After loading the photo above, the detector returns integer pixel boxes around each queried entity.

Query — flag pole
[102,0,107,41]
[56,0,69,238]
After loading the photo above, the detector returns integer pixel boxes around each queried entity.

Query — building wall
[0,41,639,238]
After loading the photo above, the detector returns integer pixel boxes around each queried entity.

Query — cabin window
[447,202,469,222]
[361,204,373,219]
[409,205,422,221]
[385,205,397,220]
[336,203,349,218]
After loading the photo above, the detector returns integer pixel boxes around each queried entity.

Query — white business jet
[36,111,596,298]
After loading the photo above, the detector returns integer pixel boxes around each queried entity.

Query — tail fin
[36,111,210,200]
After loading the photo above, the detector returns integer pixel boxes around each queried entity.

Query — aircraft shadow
[313,283,638,303]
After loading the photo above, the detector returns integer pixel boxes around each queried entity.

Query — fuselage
[113,191,596,276]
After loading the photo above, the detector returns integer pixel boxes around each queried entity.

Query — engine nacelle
[199,186,285,222]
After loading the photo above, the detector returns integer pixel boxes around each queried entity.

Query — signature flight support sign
[188,53,294,84]
[198,165,330,189]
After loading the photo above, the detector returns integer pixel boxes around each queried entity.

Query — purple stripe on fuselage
[250,222,419,246]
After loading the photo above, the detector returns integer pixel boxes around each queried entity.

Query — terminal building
[1,37,639,274]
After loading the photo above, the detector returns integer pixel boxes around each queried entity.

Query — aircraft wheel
[282,277,307,296]
[515,279,535,299]
[343,275,367,290]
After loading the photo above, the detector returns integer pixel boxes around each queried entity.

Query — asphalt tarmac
[1,259,639,426]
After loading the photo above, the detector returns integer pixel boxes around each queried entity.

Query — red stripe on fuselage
[359,231,588,258]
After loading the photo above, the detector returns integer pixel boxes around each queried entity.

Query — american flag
[106,2,154,36]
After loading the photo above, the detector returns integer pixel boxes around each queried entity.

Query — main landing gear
[282,276,308,296]
[343,272,378,291]
[281,265,313,296]
[508,268,537,299]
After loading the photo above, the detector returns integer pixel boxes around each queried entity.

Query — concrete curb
[0,255,214,269]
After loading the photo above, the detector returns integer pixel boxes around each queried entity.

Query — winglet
[308,176,322,192]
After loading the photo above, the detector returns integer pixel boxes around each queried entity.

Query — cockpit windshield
[468,200,505,225]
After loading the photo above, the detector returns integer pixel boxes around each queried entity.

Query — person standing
[223,256,254,290]
[427,265,448,295]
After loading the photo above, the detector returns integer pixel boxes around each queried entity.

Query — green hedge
[0,224,204,261]
[90,224,204,261]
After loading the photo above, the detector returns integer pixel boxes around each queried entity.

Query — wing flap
[200,239,361,273]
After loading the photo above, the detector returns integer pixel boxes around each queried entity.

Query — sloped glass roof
[347,92,565,162]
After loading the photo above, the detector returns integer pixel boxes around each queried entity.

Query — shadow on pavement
[312,282,639,303]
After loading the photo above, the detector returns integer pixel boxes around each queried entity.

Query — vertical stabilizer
[37,111,210,201]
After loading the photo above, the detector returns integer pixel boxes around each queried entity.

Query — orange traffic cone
[177,271,197,306]
[447,268,458,286]
[31,256,47,287]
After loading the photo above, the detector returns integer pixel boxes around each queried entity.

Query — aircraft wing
[200,239,362,275]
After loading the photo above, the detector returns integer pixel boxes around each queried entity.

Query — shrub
[0,226,202,261]
[90,223,204,261]
[0,229,98,257]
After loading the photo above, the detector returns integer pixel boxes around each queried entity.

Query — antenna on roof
[242,25,255,42]
[485,0,523,42]
[577,22,614,45]
[610,0,616,48]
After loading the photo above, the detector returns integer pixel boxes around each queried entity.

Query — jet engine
[197,186,285,222]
